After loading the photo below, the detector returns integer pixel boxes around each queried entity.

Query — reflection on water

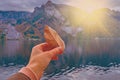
[82,39,120,66]
[0,40,40,66]
[0,39,120,80]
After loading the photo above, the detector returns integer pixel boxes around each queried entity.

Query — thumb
[48,47,63,58]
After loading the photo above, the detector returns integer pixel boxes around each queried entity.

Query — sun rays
[65,0,112,38]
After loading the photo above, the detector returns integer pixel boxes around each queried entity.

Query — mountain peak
[34,7,40,11]
[46,0,52,3]
[45,0,54,6]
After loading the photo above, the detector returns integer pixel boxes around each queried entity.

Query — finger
[39,42,49,49]
[48,47,63,58]
[34,42,49,51]
[52,56,58,60]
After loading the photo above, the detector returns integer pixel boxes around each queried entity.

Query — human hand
[44,25,65,60]
[26,42,63,80]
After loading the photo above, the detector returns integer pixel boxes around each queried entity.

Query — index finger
[34,42,49,52]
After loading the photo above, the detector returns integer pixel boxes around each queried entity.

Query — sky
[0,0,120,12]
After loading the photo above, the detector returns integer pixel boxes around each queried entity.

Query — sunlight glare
[66,0,112,37]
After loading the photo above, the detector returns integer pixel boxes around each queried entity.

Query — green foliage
[0,34,6,39]
[32,14,44,23]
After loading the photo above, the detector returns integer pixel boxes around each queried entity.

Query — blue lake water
[0,39,120,80]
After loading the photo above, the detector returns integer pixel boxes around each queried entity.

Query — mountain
[1,1,120,39]
[0,11,31,25]
[15,1,69,39]
[17,1,120,38]
[87,8,120,38]
[0,11,31,39]
[15,1,85,39]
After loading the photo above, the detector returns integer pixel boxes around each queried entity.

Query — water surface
[0,39,120,80]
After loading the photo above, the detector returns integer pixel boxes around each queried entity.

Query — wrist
[26,64,44,80]
[19,67,37,80]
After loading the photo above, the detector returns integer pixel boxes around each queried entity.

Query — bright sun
[80,0,104,12]
[66,0,111,37]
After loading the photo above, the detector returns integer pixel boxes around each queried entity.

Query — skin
[26,42,63,79]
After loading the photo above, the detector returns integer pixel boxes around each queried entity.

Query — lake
[0,39,120,80]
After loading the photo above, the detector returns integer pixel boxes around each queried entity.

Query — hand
[26,42,63,79]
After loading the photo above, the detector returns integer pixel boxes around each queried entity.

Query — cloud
[0,0,120,11]
[0,0,48,12]
[66,0,120,11]
[110,0,120,7]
